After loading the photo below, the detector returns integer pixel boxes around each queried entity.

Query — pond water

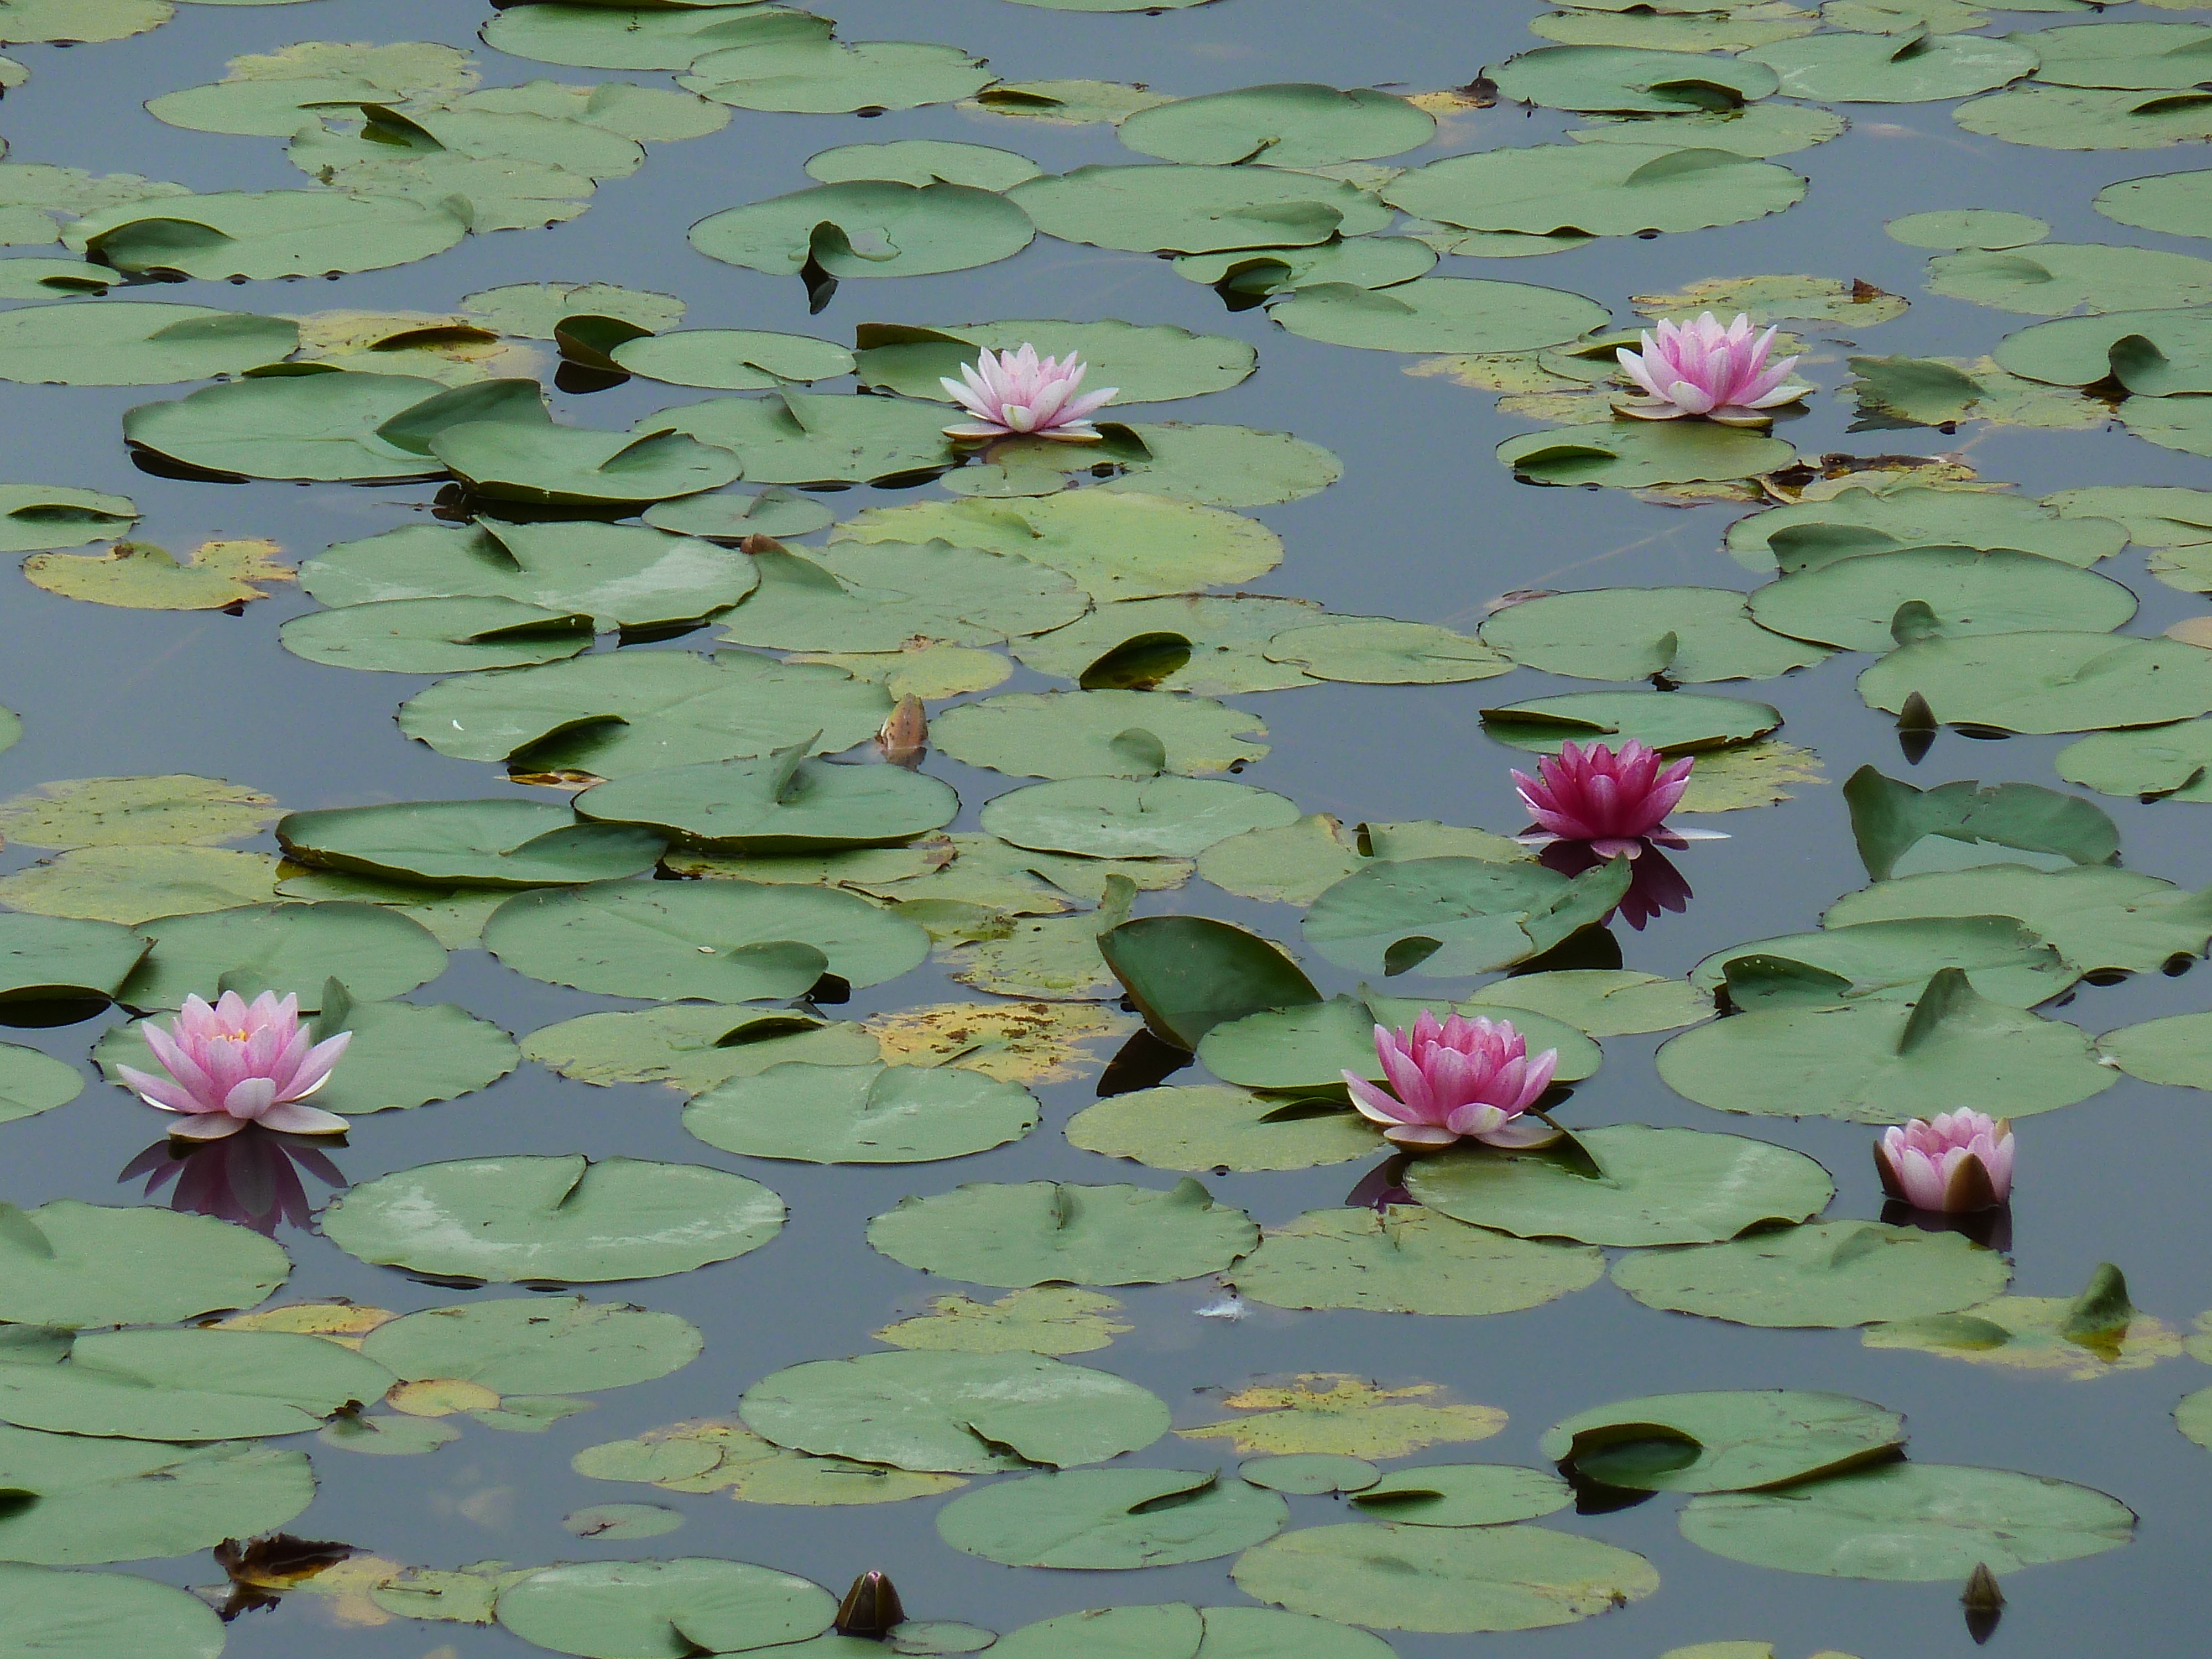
[2,1,2211,1657]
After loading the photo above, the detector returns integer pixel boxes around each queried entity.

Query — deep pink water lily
[1512,739,1698,859]
[1875,1110,2014,1213]
[117,991,352,1141]
[1344,1011,1560,1150]
[941,344,1117,442]
[1615,311,1809,425]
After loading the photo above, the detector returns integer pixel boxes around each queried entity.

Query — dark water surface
[3,2,2211,1656]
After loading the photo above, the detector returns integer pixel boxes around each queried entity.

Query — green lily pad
[1349,1464,1573,1527]
[0,1202,285,1327]
[990,1604,1391,1659]
[1859,631,2212,733]
[115,901,442,1011]
[523,1003,879,1097]
[2024,19,2212,88]
[607,330,854,392]
[644,487,836,542]
[1172,236,1437,298]
[716,539,1084,654]
[565,1504,684,1541]
[1866,1279,2185,1379]
[1678,1463,2133,1579]
[1081,421,1344,508]
[1009,593,1322,693]
[280,596,593,675]
[1481,586,1825,681]
[938,1468,1285,1569]
[1825,863,2212,973]
[1196,817,1525,907]
[1303,855,1633,977]
[1262,619,1510,684]
[1194,993,1599,1093]
[1540,1390,1906,1491]
[680,38,992,113]
[1688,915,2072,1008]
[1726,484,2125,572]
[276,800,663,888]
[1230,1521,1657,1634]
[1404,1123,1835,1246]
[1010,161,1397,253]
[576,749,954,853]
[1231,1206,1605,1316]
[397,648,890,781]
[361,1297,701,1394]
[1491,45,1777,113]
[1614,1220,2011,1328]
[1658,965,2111,1121]
[1243,1455,1380,1496]
[1096,913,1320,1051]
[1746,30,2036,101]
[1465,968,1711,1035]
[495,1559,836,1659]
[1384,142,1805,236]
[1749,548,2135,652]
[982,776,1301,858]
[657,391,956,486]
[1180,1375,1504,1459]
[0,1433,311,1568]
[485,879,927,998]
[0,1563,222,1654]
[1118,84,1433,166]
[691,180,1034,279]
[1843,766,2117,880]
[2096,1011,2212,1088]
[98,994,517,1119]
[430,421,740,508]
[0,846,278,927]
[304,518,759,633]
[1886,207,2051,249]
[2095,168,2212,239]
[874,1287,1129,1357]
[0,484,139,554]
[322,1155,785,1284]
[0,1046,80,1126]
[0,1327,393,1441]
[933,689,1267,779]
[1480,690,1782,753]
[854,318,1253,406]
[869,1178,1256,1287]
[122,372,461,484]
[66,190,467,281]
[1271,276,1613,354]
[831,491,1283,602]
[1066,1086,1375,1172]
[740,1349,1169,1473]
[1569,103,1845,157]
[481,3,833,72]
[0,302,294,387]
[684,1062,1037,1163]
[1498,422,1796,488]
[1927,242,2212,314]
[806,139,1042,191]
[969,78,1175,124]
[0,914,149,1003]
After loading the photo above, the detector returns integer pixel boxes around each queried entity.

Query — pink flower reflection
[118,1127,346,1237]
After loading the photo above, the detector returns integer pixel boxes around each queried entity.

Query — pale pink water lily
[1875,1110,2014,1213]
[1512,739,1722,859]
[941,344,1118,442]
[1344,1011,1561,1150]
[1615,311,1810,426]
[117,990,352,1141]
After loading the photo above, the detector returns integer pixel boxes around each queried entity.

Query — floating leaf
[1540,1390,1905,1492]
[874,1287,1130,1356]
[1244,1455,1381,1496]
[691,180,1034,279]
[717,539,1084,654]
[1570,102,1845,157]
[862,999,1136,1084]
[277,800,661,890]
[1264,619,1510,684]
[321,1156,785,1284]
[1231,1520,1657,1632]
[1887,207,2050,249]
[67,191,467,281]
[855,318,1253,406]
[1859,631,2212,733]
[1384,142,1806,236]
[1118,84,1434,166]
[1481,586,1826,681]
[868,1178,1256,1287]
[1927,242,2212,315]
[685,1062,1037,1164]
[430,421,739,508]
[1304,855,1632,978]
[1491,45,1778,113]
[1843,766,2117,881]
[1011,164,1391,253]
[0,914,149,1003]
[1727,484,2124,572]
[1231,1207,1604,1316]
[679,38,993,113]
[982,776,1301,858]
[1350,1463,1571,1526]
[937,1467,1286,1569]
[1067,1086,1374,1173]
[496,1559,835,1659]
[1405,1124,1834,1246]
[1182,1375,1505,1459]
[0,845,278,926]
[1272,276,1613,354]
[806,139,1041,191]
[1499,422,1795,488]
[0,1433,311,1568]
[122,372,458,484]
[1194,993,1599,1093]
[0,1327,393,1441]
[1688,915,2073,1008]
[1481,690,1782,753]
[116,901,442,1011]
[573,1416,965,1506]
[1865,1288,2183,1379]
[522,1003,879,1097]
[0,1202,285,1327]
[990,1605,1390,1659]
[740,1350,1168,1473]
[361,1298,700,1395]
[1197,816,1524,907]
[1679,1463,2133,1579]
[0,302,294,387]
[1467,968,1712,1035]
[1613,1220,2011,1327]
[1824,862,2212,973]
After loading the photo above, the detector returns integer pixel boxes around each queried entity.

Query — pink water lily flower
[1512,739,1713,859]
[1344,1011,1560,1150]
[1615,311,1809,426]
[941,344,1118,442]
[117,990,352,1141]
[1875,1110,2014,1213]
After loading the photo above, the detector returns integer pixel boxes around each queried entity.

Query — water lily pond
[6,0,2212,1656]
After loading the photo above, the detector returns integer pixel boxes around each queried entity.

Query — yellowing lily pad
[22,539,290,609]
[1178,1374,1506,1458]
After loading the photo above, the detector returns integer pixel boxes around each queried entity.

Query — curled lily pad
[1481,690,1782,753]
[1679,1463,2133,1579]
[1540,1391,1906,1492]
[1843,766,2116,880]
[1613,1220,2011,1327]
[1404,1124,1834,1246]
[868,1178,1257,1286]
[1499,422,1794,487]
[67,191,467,280]
[0,484,139,555]
[739,1349,1169,1473]
[937,1468,1286,1569]
[691,181,1034,279]
[321,1155,785,1284]
[1303,855,1632,977]
[1232,1521,1658,1634]
[684,1062,1037,1164]
[486,879,928,999]
[1231,1207,1604,1316]
[275,800,662,889]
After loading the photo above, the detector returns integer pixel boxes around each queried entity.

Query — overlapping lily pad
[118,901,443,1011]
[1404,1124,1834,1246]
[0,1202,285,1328]
[1750,548,2136,652]
[1824,863,2212,973]
[983,776,1301,858]
[321,1155,785,1284]
[1688,916,2073,1007]
[1613,1220,2012,1327]
[481,4,834,72]
[123,373,461,484]
[658,392,956,486]
[1303,855,1633,977]
[1481,587,1826,681]
[717,538,1084,653]
[680,38,993,113]
[1272,276,1612,354]
[739,1349,1169,1473]
[277,800,662,888]
[1481,690,1782,753]
[1541,1391,1906,1492]
[1196,993,1598,1092]
[361,1297,701,1395]
[855,319,1253,406]
[1728,485,2126,571]
[1928,242,2212,315]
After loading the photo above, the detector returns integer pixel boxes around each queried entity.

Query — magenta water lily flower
[117,990,352,1141]
[1512,739,1716,859]
[1875,1110,2015,1213]
[1344,1010,1561,1150]
[1615,311,1810,426]
[941,343,1118,442]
